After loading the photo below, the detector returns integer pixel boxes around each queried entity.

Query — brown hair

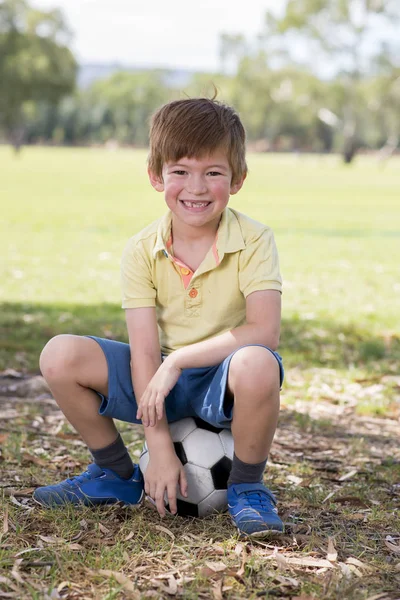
[148,98,247,184]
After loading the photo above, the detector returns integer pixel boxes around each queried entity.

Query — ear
[230,172,246,195]
[148,168,164,192]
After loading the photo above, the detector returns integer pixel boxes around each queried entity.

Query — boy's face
[148,149,245,231]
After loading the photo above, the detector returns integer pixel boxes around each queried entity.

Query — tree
[0,0,77,149]
[259,0,400,162]
[84,71,173,146]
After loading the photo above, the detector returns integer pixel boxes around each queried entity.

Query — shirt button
[189,288,198,298]
[180,267,190,275]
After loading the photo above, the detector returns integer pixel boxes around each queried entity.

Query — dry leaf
[154,570,179,580]
[11,488,35,497]
[272,547,289,571]
[124,531,135,541]
[338,562,352,578]
[0,575,19,592]
[2,505,8,535]
[333,496,369,507]
[22,452,48,467]
[384,535,400,554]
[98,523,111,535]
[212,579,223,600]
[9,496,32,510]
[346,564,363,577]
[14,548,41,557]
[322,491,336,503]
[98,569,139,596]
[211,543,225,555]
[338,469,357,481]
[205,561,228,573]
[346,557,374,572]
[165,576,178,595]
[66,543,83,551]
[234,542,244,556]
[287,475,303,486]
[326,537,338,562]
[154,524,175,540]
[267,555,335,569]
[364,594,391,600]
[38,535,64,545]
[275,573,300,588]
[11,560,24,585]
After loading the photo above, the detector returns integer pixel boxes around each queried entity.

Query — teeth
[182,201,209,208]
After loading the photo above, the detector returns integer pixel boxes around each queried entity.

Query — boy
[34,98,284,537]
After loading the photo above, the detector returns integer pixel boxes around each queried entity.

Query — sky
[30,0,277,71]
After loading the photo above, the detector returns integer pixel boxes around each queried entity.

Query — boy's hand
[136,358,181,427]
[145,449,188,516]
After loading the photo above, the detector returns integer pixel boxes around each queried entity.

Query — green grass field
[1,147,400,599]
[2,147,399,373]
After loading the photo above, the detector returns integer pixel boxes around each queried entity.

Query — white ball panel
[197,489,229,517]
[139,447,150,475]
[169,418,197,442]
[183,429,224,468]
[219,429,234,459]
[178,463,214,504]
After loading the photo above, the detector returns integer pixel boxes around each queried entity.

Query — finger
[149,483,156,502]
[136,390,147,420]
[180,467,188,497]
[148,397,157,427]
[156,394,164,421]
[150,392,164,425]
[136,393,145,422]
[141,399,150,427]
[155,489,166,517]
[167,483,177,515]
[144,478,150,497]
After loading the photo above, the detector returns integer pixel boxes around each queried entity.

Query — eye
[172,170,186,175]
[207,171,222,177]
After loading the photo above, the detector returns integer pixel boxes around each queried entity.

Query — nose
[186,174,207,196]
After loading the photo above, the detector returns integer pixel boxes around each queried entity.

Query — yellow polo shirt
[121,207,282,355]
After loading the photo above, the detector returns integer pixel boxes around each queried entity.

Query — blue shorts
[87,336,284,429]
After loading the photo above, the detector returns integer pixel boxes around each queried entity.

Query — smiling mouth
[180,200,211,209]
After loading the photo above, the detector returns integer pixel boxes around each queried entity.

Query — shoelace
[66,470,93,486]
[240,490,275,511]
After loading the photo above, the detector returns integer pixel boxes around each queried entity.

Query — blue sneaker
[228,482,284,537]
[33,463,144,507]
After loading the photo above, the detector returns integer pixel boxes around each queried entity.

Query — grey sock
[227,453,267,487]
[89,433,134,479]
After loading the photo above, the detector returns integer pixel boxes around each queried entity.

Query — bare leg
[228,346,280,463]
[40,334,117,450]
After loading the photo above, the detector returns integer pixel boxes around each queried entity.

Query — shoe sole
[33,489,144,509]
[231,519,285,538]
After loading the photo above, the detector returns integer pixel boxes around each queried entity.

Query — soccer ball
[139,417,234,517]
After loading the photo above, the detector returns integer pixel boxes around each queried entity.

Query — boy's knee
[229,346,279,395]
[40,334,83,380]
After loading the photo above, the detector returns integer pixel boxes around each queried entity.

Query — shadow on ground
[1,301,399,373]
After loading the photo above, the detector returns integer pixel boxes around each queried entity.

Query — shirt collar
[153,211,173,258]
[216,207,246,256]
[152,207,246,259]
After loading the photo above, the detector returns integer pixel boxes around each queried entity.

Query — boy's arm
[167,289,281,370]
[125,307,174,450]
[125,308,188,514]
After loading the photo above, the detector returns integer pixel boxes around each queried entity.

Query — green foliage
[0,0,77,140]
[1,0,399,155]
[251,0,400,160]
